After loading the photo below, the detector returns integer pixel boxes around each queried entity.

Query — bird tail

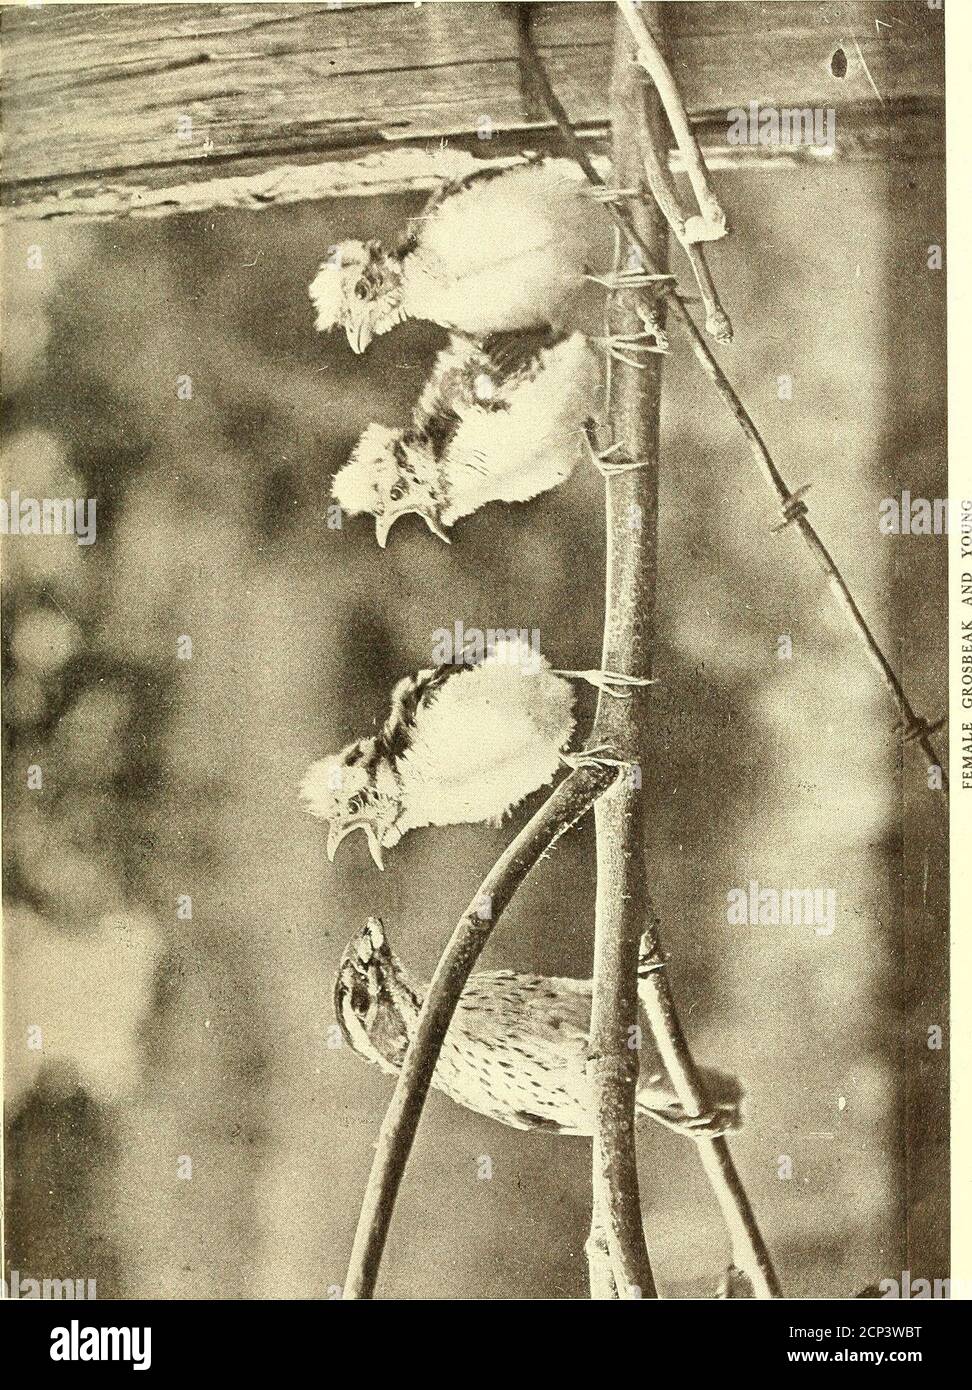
[635,924,746,1133]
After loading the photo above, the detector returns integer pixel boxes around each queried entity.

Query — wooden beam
[1,1,944,223]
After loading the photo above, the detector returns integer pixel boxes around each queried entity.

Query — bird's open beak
[420,511,452,544]
[374,511,399,549]
[326,819,385,870]
[347,321,373,355]
[375,507,451,548]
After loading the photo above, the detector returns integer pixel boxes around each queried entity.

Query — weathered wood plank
[0,1,944,223]
[0,100,942,226]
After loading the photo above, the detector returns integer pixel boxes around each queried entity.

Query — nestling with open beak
[309,157,612,352]
[299,635,575,869]
[335,916,745,1139]
[331,329,599,545]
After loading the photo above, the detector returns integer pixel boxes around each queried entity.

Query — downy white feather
[394,635,575,833]
[400,160,601,336]
[437,332,599,521]
[331,331,599,543]
[310,158,607,351]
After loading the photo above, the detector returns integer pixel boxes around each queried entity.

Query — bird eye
[389,485,405,502]
[354,280,370,300]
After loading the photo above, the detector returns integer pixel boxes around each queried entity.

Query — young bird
[332,330,599,545]
[300,635,575,869]
[335,916,744,1140]
[309,157,609,352]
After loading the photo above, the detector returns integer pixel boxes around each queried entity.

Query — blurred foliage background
[2,152,947,1298]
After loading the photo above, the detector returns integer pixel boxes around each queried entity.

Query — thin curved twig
[637,909,781,1297]
[636,110,732,342]
[616,0,728,241]
[342,761,627,1299]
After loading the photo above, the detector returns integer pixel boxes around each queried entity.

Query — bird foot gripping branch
[585,268,676,292]
[587,443,652,477]
[580,421,653,479]
[645,1099,743,1141]
[594,330,668,369]
[561,744,630,773]
[554,669,657,698]
[581,184,642,204]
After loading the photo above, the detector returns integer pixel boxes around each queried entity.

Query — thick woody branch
[342,761,621,1300]
[585,1198,620,1299]
[578,8,669,1304]
[524,5,782,1301]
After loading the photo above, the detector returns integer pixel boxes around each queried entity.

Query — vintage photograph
[2,0,950,1304]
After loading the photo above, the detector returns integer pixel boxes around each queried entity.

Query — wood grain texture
[1,1,945,223]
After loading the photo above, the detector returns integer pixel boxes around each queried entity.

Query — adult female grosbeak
[334,916,744,1139]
